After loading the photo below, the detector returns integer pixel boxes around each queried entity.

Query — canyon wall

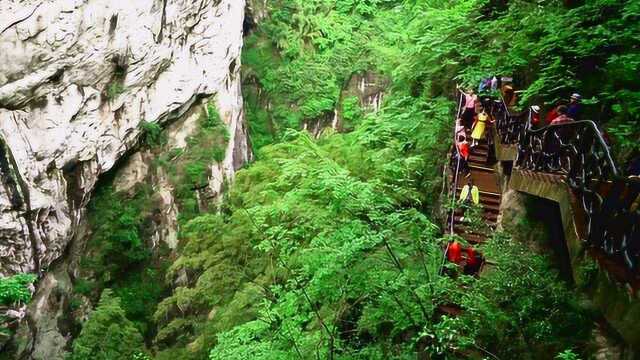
[0,0,250,277]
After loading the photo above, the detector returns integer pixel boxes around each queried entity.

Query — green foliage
[459,233,592,358]
[575,257,599,290]
[106,82,126,100]
[85,185,153,280]
[67,289,146,360]
[132,352,153,360]
[556,349,583,360]
[242,0,376,144]
[151,2,600,357]
[74,1,636,358]
[73,278,96,296]
[78,181,169,340]
[114,267,167,337]
[155,97,452,356]
[340,96,364,131]
[139,121,167,148]
[0,274,36,305]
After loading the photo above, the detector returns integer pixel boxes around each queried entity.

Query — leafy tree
[139,120,167,148]
[0,274,36,305]
[67,289,146,360]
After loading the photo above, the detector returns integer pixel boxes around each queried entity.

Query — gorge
[1,1,639,359]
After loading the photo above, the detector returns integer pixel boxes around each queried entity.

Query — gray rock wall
[0,0,250,276]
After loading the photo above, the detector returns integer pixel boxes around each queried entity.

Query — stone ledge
[510,168,640,349]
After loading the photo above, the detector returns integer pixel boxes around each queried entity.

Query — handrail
[524,120,618,175]
[441,91,465,273]
[449,92,465,235]
[493,98,640,283]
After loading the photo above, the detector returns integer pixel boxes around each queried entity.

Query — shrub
[139,120,167,148]
[106,82,126,100]
[86,185,152,278]
[67,289,146,360]
[0,274,36,305]
[340,96,363,131]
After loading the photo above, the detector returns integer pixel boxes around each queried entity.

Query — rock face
[0,0,250,276]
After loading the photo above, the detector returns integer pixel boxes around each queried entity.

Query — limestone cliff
[0,0,250,276]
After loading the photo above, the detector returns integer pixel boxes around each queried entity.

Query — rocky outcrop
[0,0,250,276]
[300,71,390,137]
[344,72,389,113]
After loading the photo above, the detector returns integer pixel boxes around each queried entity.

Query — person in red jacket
[464,247,483,275]
[455,135,471,178]
[550,105,574,125]
[447,241,463,264]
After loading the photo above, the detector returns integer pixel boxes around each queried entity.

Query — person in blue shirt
[567,93,582,120]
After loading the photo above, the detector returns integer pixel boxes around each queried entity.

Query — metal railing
[493,100,640,282]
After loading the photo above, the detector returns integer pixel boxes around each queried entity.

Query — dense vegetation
[0,274,36,306]
[245,0,640,161]
[67,289,147,360]
[0,274,36,343]
[70,102,229,342]
[66,0,640,359]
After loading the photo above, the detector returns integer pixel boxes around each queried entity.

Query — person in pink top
[550,105,574,125]
[458,86,478,129]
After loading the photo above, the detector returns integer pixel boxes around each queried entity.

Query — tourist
[447,241,463,264]
[546,104,559,124]
[456,135,471,177]
[471,107,489,147]
[455,118,465,138]
[459,179,480,205]
[501,77,517,107]
[550,105,574,125]
[530,105,541,128]
[478,78,491,93]
[490,76,499,91]
[567,93,582,120]
[545,100,568,124]
[458,86,478,129]
[464,247,482,275]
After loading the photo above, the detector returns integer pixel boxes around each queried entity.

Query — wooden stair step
[454,207,499,217]
[453,215,497,224]
[454,191,502,205]
[469,154,491,163]
[469,164,495,172]
[460,233,487,244]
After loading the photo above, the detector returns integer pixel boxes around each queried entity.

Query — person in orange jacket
[447,241,463,264]
[464,247,483,275]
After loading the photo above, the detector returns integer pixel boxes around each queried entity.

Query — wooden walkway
[451,137,502,244]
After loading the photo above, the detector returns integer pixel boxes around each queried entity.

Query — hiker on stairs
[471,107,489,147]
[447,241,463,264]
[455,135,471,178]
[457,85,478,129]
[458,179,479,224]
[459,179,480,205]
[464,247,483,275]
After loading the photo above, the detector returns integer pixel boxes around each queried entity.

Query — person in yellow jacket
[470,108,489,147]
[459,180,480,205]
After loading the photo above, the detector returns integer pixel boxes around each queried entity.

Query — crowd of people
[452,83,496,179]
[447,77,589,275]
[447,75,640,274]
[542,93,583,126]
[446,240,482,275]
[447,83,497,275]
